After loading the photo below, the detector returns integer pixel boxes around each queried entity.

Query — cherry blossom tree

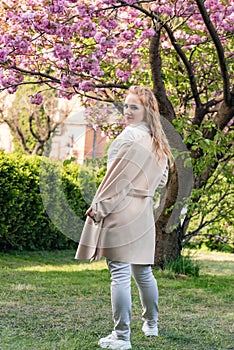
[0,0,233,264]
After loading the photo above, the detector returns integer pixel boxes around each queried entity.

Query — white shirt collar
[127,121,150,131]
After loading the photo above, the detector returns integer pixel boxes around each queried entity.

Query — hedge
[0,151,99,251]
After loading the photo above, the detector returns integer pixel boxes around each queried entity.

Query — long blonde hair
[125,86,173,162]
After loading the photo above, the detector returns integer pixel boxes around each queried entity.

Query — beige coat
[75,124,168,264]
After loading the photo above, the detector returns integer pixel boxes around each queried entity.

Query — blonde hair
[126,86,173,162]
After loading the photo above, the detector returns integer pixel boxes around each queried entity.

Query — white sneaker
[142,322,158,336]
[98,333,132,349]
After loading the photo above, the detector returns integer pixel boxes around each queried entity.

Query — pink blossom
[119,48,132,59]
[94,49,104,59]
[78,79,95,92]
[76,3,88,16]
[176,2,195,17]
[80,20,97,38]
[54,43,72,60]
[76,3,95,16]
[56,25,71,39]
[1,34,12,45]
[69,58,78,71]
[122,29,136,40]
[99,36,116,48]
[35,18,57,35]
[60,74,71,89]
[166,89,171,97]
[0,48,9,63]
[211,12,222,22]
[94,32,116,47]
[222,21,233,32]
[94,31,104,43]
[189,34,201,44]
[103,0,118,4]
[158,5,174,16]
[30,93,43,105]
[57,90,74,99]
[131,55,140,68]
[20,11,37,27]
[133,18,148,29]
[8,86,18,94]
[49,0,66,14]
[184,45,193,50]
[8,36,30,54]
[141,28,156,39]
[116,69,131,82]
[100,18,118,30]
[205,0,217,7]
[161,41,172,49]
[0,69,24,88]
[151,4,159,12]
[121,0,136,4]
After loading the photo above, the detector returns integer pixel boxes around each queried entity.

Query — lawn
[0,249,233,350]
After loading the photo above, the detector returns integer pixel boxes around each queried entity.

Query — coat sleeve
[90,139,149,222]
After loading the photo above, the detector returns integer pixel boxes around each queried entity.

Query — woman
[75,86,172,350]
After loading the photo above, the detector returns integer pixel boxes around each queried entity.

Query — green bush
[0,151,94,251]
[163,253,200,277]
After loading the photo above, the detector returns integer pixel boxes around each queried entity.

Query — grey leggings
[106,259,158,341]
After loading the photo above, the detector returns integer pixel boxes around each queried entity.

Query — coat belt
[128,188,154,198]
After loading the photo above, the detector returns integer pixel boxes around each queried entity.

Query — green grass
[0,249,233,350]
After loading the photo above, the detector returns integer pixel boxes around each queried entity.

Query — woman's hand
[85,207,95,220]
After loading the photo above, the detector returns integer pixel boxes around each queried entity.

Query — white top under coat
[107,121,150,170]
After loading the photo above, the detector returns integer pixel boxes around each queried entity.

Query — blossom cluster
[84,102,126,138]
[0,0,159,96]
[0,0,233,103]
[0,68,24,94]
[30,93,43,105]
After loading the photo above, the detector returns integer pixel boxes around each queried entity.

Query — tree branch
[184,198,233,242]
[163,23,202,111]
[11,66,60,83]
[29,114,52,143]
[92,83,128,89]
[195,0,231,105]
[149,33,176,122]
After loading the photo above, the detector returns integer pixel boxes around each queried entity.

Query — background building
[0,95,108,164]
[0,122,14,153]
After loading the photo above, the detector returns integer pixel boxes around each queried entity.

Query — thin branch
[195,0,231,105]
[0,80,56,92]
[29,114,43,141]
[11,66,60,83]
[163,23,202,110]
[29,113,52,143]
[7,65,129,92]
[208,185,231,214]
[204,157,232,192]
[74,90,114,104]
[93,83,128,89]
[185,185,233,241]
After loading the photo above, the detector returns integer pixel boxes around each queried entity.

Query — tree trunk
[154,163,181,267]
[154,158,189,266]
[149,32,194,267]
[155,226,183,268]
